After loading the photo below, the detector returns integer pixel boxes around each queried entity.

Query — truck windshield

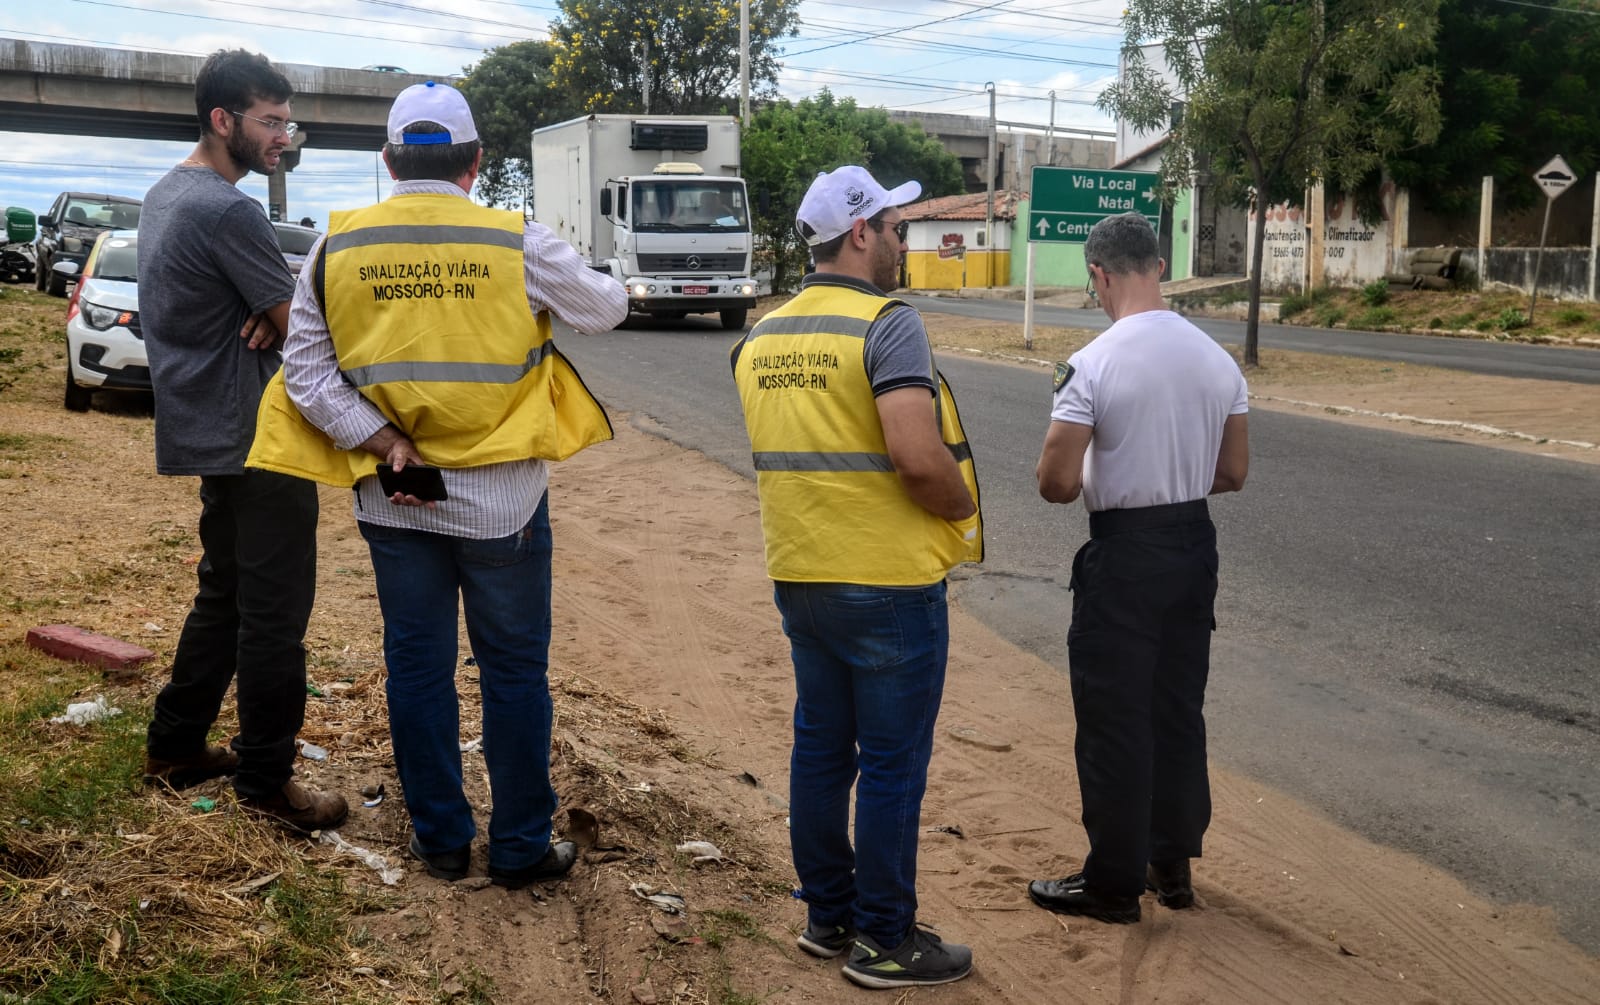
[631,181,749,233]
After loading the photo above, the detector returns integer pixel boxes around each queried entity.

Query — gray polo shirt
[138,166,295,476]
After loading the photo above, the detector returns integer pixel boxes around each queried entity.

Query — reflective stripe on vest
[732,282,982,585]
[245,194,612,487]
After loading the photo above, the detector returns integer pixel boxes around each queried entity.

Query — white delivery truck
[531,114,758,330]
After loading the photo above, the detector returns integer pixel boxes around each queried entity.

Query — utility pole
[740,0,751,128]
[985,82,996,288]
[1045,89,1056,167]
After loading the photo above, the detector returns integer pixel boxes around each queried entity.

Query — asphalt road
[900,294,1600,384]
[556,313,1600,952]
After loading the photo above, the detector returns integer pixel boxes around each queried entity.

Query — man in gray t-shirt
[140,168,292,474]
[139,48,346,834]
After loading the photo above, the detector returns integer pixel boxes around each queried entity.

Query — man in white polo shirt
[1028,212,1249,924]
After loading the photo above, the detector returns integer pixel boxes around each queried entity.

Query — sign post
[1529,154,1576,322]
[1024,165,1160,348]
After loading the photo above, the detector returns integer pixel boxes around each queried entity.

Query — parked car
[2,206,37,284]
[62,230,146,412]
[36,192,141,297]
[273,221,321,277]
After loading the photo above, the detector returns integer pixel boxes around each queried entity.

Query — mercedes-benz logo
[686,255,701,271]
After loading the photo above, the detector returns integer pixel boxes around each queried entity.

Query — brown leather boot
[240,779,349,833]
[143,744,240,789]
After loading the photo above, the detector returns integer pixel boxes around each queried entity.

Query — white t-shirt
[1050,309,1248,513]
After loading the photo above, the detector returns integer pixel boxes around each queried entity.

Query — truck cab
[602,165,757,330]
[532,115,758,330]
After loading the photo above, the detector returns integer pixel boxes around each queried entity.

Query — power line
[63,0,537,51]
[788,0,1030,58]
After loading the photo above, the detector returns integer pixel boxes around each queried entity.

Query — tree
[1100,0,1442,366]
[1386,0,1600,218]
[743,91,967,293]
[548,0,800,115]
[458,41,575,210]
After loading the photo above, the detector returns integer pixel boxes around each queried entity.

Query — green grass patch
[1359,279,1390,308]
[1494,307,1529,331]
[1312,304,1346,327]
[0,672,150,833]
[1553,307,1587,326]
[1354,306,1399,329]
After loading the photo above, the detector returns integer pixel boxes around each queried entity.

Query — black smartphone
[374,463,448,501]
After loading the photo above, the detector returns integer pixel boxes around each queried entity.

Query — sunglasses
[869,218,910,242]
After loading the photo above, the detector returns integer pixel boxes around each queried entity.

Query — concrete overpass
[888,109,1115,194]
[0,38,435,219]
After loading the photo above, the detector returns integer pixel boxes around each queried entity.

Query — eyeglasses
[869,218,911,243]
[231,111,298,138]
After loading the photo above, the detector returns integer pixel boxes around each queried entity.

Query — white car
[62,230,146,412]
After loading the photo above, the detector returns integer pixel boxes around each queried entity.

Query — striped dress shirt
[281,180,628,539]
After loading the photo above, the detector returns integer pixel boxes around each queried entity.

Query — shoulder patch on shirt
[1052,361,1075,393]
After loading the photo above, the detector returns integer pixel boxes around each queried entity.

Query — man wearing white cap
[730,165,982,989]
[248,81,627,889]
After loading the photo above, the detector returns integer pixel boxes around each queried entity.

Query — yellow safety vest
[247,194,612,486]
[731,283,983,586]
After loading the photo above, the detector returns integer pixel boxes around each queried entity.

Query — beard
[226,126,276,177]
[872,243,902,293]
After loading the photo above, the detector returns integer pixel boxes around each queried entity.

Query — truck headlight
[740,284,754,295]
[631,283,648,296]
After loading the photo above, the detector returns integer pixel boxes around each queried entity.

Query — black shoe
[842,923,973,989]
[489,840,577,889]
[797,920,855,959]
[409,833,471,881]
[1147,859,1194,909]
[1028,873,1141,924]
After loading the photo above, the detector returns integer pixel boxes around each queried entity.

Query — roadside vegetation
[1274,285,1600,341]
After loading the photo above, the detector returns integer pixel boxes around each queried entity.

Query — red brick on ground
[25,624,155,671]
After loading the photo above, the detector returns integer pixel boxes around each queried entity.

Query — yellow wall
[905,219,1012,289]
[907,249,1011,289]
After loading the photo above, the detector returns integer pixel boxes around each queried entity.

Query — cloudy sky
[1,1,1126,229]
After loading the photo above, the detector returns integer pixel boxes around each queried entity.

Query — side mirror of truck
[599,190,612,217]
[757,190,771,215]
[38,215,54,228]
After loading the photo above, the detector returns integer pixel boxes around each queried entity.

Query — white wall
[1115,42,1183,165]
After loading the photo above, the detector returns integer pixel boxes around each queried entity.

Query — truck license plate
[683,285,710,295]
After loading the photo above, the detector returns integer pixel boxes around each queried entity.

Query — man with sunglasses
[730,165,982,989]
[139,49,346,834]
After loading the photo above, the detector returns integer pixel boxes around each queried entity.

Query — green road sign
[1028,165,1161,243]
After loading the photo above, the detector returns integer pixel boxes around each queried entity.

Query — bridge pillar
[267,132,306,222]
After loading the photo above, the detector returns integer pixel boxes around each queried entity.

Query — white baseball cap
[386,81,479,146]
[795,165,922,247]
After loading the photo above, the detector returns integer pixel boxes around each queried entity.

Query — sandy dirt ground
[3,291,1599,1002]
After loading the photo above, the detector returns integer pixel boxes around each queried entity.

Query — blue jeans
[359,495,556,873]
[775,579,949,948]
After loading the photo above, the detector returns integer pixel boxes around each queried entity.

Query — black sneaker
[797,920,855,959]
[409,833,470,881]
[1147,859,1194,909]
[1028,873,1141,924]
[842,923,973,989]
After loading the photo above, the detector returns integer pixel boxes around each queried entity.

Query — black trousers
[146,469,318,798]
[1068,499,1217,898]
